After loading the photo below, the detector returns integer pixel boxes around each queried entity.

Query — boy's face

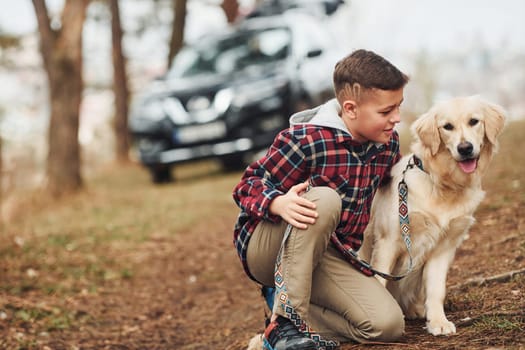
[341,88,404,144]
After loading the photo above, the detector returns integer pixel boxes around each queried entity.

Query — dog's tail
[247,333,263,350]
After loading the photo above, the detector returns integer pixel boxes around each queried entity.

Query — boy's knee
[373,309,405,342]
[303,186,341,223]
[359,307,405,342]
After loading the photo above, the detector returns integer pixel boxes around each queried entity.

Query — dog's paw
[247,333,263,350]
[426,318,456,336]
[405,304,425,320]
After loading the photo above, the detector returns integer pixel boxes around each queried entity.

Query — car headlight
[135,99,166,122]
[214,88,234,115]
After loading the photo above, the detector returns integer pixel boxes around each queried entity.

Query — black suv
[129,11,342,182]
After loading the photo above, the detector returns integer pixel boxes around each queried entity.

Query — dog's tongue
[458,159,478,173]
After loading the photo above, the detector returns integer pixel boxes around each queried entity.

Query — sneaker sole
[262,337,318,350]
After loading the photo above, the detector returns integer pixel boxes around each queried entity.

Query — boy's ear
[342,100,357,118]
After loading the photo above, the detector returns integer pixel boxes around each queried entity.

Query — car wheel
[220,154,247,171]
[149,165,173,184]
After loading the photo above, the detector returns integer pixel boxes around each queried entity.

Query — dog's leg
[370,237,399,287]
[422,246,457,336]
[247,333,263,350]
[402,271,426,319]
[422,216,474,335]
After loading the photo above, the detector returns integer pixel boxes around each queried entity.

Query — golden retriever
[359,96,506,336]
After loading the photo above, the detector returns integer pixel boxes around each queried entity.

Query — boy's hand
[269,181,318,229]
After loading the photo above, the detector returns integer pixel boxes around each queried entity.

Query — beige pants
[247,187,404,343]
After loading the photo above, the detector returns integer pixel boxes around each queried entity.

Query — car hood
[143,62,285,100]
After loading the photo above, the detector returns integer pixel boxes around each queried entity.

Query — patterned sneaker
[263,315,318,350]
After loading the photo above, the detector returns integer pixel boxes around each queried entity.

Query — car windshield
[167,27,291,78]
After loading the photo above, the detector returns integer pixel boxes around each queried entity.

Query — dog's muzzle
[457,141,474,158]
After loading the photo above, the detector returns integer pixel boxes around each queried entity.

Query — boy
[233,49,409,349]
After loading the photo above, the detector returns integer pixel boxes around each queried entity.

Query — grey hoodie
[289,98,351,135]
[289,98,385,148]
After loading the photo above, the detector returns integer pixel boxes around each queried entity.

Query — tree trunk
[0,130,3,226]
[221,0,239,24]
[167,0,187,69]
[32,0,88,197]
[110,0,130,162]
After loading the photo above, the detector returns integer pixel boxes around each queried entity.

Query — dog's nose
[457,142,474,156]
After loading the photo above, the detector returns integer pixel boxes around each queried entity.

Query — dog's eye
[443,123,454,131]
[469,118,479,126]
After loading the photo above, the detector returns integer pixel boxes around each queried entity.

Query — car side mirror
[306,49,323,58]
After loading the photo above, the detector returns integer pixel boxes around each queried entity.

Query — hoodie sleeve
[232,128,308,222]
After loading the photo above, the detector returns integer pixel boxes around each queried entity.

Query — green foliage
[4,303,89,334]
[474,315,523,332]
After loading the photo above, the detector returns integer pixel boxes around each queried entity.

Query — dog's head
[411,96,506,175]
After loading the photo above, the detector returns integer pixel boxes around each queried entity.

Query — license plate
[175,121,227,143]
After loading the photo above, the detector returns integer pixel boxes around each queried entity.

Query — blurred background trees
[0,0,523,212]
[32,0,89,197]
[167,0,187,69]
[110,0,131,163]
[25,0,239,198]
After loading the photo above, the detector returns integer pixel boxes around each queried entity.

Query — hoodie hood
[289,98,351,136]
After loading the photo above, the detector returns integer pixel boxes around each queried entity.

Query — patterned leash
[270,217,340,349]
[331,154,425,281]
[395,155,425,275]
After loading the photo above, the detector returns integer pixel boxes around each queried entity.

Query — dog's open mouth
[458,158,478,173]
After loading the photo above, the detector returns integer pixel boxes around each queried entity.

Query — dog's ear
[482,102,507,146]
[411,110,440,156]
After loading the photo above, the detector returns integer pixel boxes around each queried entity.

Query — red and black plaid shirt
[232,124,400,280]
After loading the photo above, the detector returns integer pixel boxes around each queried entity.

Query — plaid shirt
[232,124,400,280]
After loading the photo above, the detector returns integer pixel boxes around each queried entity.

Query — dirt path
[25,187,521,350]
[2,186,524,349]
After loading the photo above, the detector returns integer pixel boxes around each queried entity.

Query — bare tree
[109,0,130,162]
[31,0,89,197]
[0,35,21,222]
[167,0,239,69]
[0,113,3,225]
[221,0,239,24]
[167,0,187,69]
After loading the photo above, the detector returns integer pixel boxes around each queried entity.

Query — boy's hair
[333,49,409,103]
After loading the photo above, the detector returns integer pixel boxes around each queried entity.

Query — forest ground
[1,121,524,350]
